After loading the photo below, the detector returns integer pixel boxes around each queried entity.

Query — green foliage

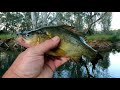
[86,28,120,42]
[0,12,32,33]
[100,12,112,32]
[0,12,112,35]
[87,34,112,41]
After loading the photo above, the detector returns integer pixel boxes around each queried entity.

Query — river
[0,49,120,78]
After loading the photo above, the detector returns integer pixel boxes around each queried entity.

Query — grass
[86,33,120,42]
[87,34,113,41]
[86,29,120,42]
[0,33,17,39]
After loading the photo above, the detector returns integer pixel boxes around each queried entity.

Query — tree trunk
[31,12,37,30]
[42,12,48,26]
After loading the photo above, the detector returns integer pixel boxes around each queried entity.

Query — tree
[0,12,24,33]
[31,12,37,30]
[0,12,112,35]
[101,12,112,33]
[0,12,33,33]
[83,12,108,35]
[73,12,84,30]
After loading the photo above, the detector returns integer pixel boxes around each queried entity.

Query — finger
[54,57,70,68]
[37,57,69,78]
[16,37,30,48]
[31,36,60,55]
[45,57,70,71]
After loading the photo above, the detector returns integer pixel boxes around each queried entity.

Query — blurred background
[0,12,120,78]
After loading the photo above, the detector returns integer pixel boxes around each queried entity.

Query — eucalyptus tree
[100,12,112,33]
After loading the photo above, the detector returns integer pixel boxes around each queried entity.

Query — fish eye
[26,34,30,37]
[24,34,31,38]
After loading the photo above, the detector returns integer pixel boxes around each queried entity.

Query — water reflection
[0,50,20,77]
[54,50,120,78]
[99,52,110,70]
[108,52,120,78]
[0,49,120,78]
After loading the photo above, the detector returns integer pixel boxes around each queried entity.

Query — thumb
[31,36,60,55]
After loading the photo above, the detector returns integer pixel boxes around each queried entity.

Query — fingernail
[52,36,60,41]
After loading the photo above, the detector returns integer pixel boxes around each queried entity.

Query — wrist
[2,68,21,78]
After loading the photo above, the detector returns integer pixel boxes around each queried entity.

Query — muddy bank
[87,40,120,52]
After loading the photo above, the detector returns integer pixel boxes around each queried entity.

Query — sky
[111,12,120,30]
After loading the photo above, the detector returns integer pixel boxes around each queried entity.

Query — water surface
[0,49,120,78]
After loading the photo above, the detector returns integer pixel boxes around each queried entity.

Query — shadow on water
[0,47,120,78]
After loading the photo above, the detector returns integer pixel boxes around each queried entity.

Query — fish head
[16,29,51,46]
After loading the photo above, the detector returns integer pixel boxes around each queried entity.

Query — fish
[17,25,103,67]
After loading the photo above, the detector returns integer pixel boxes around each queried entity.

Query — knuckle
[44,39,52,43]
[25,48,34,54]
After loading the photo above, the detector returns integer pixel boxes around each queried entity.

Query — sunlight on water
[108,52,120,78]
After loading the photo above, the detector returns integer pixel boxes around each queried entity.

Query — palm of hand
[8,37,69,78]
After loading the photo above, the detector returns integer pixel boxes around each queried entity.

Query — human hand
[2,36,69,78]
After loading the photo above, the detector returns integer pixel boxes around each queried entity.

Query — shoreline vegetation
[0,32,120,52]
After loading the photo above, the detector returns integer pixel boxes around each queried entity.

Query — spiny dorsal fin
[58,25,75,30]
[58,25,86,38]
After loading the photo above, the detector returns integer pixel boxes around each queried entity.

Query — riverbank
[87,40,113,52]
[86,34,120,52]
[0,34,120,52]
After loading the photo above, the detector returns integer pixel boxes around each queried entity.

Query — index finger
[16,37,31,48]
[31,36,60,55]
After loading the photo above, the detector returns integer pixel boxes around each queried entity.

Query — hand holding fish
[2,36,69,78]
